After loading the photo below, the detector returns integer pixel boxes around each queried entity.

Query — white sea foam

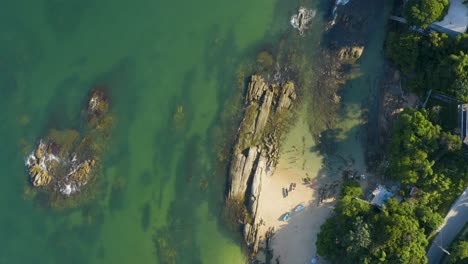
[60,183,78,196]
[89,96,98,111]
[336,0,350,5]
[290,7,316,35]
[39,159,47,171]
[47,153,60,163]
[25,152,36,167]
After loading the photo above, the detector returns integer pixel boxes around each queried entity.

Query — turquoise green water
[0,0,305,263]
[0,0,393,263]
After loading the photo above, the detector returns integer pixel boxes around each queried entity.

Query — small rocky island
[25,88,112,207]
[226,74,297,256]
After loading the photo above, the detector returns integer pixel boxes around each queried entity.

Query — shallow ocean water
[0,0,393,263]
[0,0,326,263]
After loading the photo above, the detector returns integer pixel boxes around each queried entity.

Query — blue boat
[282,212,291,221]
[294,204,305,212]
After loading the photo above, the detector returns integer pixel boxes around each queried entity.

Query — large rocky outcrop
[227,75,297,255]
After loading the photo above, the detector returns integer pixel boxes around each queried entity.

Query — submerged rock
[87,88,113,133]
[256,51,274,69]
[26,140,57,187]
[88,88,109,117]
[172,104,185,132]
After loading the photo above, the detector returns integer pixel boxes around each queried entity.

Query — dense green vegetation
[386,31,468,99]
[316,181,430,263]
[449,240,468,263]
[316,109,467,263]
[403,0,449,28]
[316,4,468,262]
[387,108,466,211]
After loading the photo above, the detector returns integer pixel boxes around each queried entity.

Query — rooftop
[433,0,468,34]
[370,185,394,207]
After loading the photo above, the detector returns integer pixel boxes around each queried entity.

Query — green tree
[372,199,429,264]
[449,240,468,264]
[316,218,341,260]
[453,78,468,102]
[414,204,443,231]
[343,216,372,256]
[388,109,440,184]
[385,32,421,74]
[335,181,370,219]
[439,51,468,101]
[404,0,449,28]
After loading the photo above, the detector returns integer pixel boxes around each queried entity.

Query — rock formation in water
[227,75,296,256]
[24,87,112,207]
[291,7,316,35]
[337,46,364,63]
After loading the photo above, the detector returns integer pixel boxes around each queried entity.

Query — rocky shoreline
[226,75,297,256]
[223,5,369,263]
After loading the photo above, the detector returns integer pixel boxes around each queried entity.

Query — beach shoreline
[253,107,341,264]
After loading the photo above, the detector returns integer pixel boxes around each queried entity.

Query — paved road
[426,187,468,264]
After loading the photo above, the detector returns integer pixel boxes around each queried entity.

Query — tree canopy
[316,182,429,264]
[387,108,441,185]
[449,240,468,263]
[385,31,468,100]
[317,108,467,263]
[403,0,449,28]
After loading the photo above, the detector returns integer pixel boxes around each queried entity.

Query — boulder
[247,75,268,103]
[276,81,296,111]
[35,141,46,160]
[229,147,260,198]
[29,163,51,187]
[248,155,268,217]
[256,51,274,69]
[290,8,316,35]
[69,159,96,185]
[337,46,364,63]
[88,88,108,116]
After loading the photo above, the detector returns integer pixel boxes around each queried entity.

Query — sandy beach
[255,111,342,264]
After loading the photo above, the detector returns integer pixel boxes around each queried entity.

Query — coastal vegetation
[449,240,468,263]
[403,0,449,28]
[316,67,467,264]
[385,31,468,100]
[317,180,431,263]
[316,4,468,263]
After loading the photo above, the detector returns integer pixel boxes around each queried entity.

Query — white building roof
[433,0,468,34]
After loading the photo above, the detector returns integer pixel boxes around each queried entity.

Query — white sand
[255,112,341,264]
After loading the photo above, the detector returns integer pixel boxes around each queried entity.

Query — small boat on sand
[294,204,305,212]
[282,212,291,221]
